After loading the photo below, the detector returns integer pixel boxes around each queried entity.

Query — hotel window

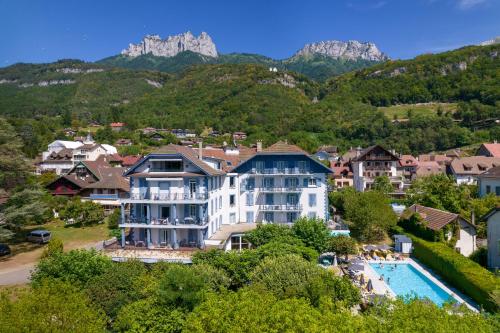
[264,212,274,223]
[215,197,218,212]
[246,193,254,206]
[189,205,197,218]
[496,186,500,196]
[297,161,308,173]
[246,211,254,223]
[219,195,222,209]
[229,194,235,206]
[308,194,317,207]
[229,176,235,188]
[486,185,491,193]
[230,213,236,224]
[308,178,317,187]
[255,161,265,172]
[308,212,317,219]
[277,161,286,172]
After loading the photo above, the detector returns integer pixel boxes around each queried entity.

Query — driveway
[0,241,104,285]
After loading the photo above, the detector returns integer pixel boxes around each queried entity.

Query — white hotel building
[118,142,332,249]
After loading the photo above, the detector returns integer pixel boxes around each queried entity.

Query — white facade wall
[487,211,500,269]
[455,219,477,257]
[478,177,500,197]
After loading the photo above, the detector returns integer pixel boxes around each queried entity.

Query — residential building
[117,142,332,249]
[110,122,126,131]
[415,161,445,178]
[314,146,338,161]
[46,159,129,214]
[37,135,118,175]
[330,159,353,188]
[232,132,247,140]
[476,142,500,157]
[449,156,500,185]
[351,145,404,192]
[406,204,477,256]
[115,138,133,146]
[477,166,500,197]
[398,154,419,182]
[483,207,500,269]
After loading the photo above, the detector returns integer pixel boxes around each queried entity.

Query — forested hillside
[0,44,498,158]
[98,51,380,81]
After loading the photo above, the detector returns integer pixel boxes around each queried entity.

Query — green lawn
[378,103,457,119]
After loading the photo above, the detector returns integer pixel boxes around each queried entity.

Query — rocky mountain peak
[293,40,389,61]
[122,31,218,58]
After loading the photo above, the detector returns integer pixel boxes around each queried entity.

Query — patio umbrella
[367,279,373,292]
[364,245,377,251]
[378,244,392,251]
[349,263,364,271]
[333,255,338,266]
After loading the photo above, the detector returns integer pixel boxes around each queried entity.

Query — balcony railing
[89,193,119,200]
[127,192,208,201]
[259,204,303,211]
[121,216,208,226]
[250,167,309,175]
[258,186,302,193]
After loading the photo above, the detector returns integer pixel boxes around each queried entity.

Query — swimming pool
[369,263,454,306]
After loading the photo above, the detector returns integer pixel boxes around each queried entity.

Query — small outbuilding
[394,234,412,254]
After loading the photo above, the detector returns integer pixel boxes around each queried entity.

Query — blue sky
[0,0,498,66]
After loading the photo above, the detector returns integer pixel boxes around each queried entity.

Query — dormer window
[151,160,183,172]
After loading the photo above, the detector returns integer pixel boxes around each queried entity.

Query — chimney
[198,141,203,161]
[356,146,362,157]
[256,140,262,152]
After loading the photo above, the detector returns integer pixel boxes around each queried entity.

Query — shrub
[406,233,500,312]
[244,223,295,247]
[326,235,358,256]
[41,237,64,259]
[85,260,147,319]
[256,241,319,262]
[291,217,330,252]
[470,247,488,268]
[31,249,113,286]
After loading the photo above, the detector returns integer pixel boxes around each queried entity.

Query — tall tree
[0,118,30,190]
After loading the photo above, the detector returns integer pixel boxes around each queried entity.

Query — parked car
[0,243,11,256]
[27,230,52,244]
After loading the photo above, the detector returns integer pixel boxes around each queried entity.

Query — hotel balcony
[122,192,209,204]
[258,186,303,193]
[88,193,119,200]
[249,167,310,176]
[259,204,302,212]
[120,215,209,228]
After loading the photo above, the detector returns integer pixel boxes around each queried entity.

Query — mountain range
[99,32,388,81]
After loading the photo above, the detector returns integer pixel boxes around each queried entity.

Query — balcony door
[189,180,197,198]
[160,206,170,219]
[287,193,298,205]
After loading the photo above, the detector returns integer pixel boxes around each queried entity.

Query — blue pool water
[370,263,454,306]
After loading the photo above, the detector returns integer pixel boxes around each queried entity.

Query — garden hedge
[391,226,500,313]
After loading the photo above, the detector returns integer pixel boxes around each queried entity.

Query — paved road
[0,241,103,285]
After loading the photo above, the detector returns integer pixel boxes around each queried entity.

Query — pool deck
[365,258,478,312]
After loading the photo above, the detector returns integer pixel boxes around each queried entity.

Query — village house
[37,135,118,175]
[232,131,247,141]
[449,156,500,185]
[476,142,500,157]
[351,145,404,192]
[117,141,331,250]
[115,138,133,146]
[46,159,129,214]
[482,207,500,269]
[477,166,500,197]
[330,159,353,188]
[398,154,419,183]
[405,204,477,256]
[314,146,339,161]
[415,161,445,178]
[110,122,126,132]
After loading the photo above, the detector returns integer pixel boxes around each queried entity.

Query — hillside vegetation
[98,51,381,81]
[0,44,498,158]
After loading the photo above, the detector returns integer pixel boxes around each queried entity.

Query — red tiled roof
[329,160,353,177]
[262,141,306,154]
[407,204,459,231]
[110,122,125,127]
[416,161,444,177]
[450,156,500,175]
[399,155,419,167]
[481,143,500,157]
[121,155,141,167]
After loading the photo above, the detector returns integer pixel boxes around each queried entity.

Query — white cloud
[457,0,487,10]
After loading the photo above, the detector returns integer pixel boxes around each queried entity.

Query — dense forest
[0,44,498,158]
[98,51,381,81]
